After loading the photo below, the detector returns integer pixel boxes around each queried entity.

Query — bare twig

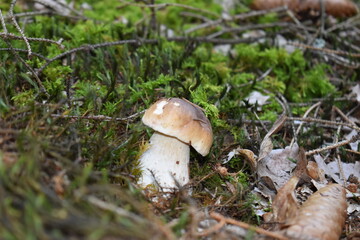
[0,4,49,97]
[0,10,7,34]
[287,117,360,132]
[0,48,49,61]
[8,0,32,56]
[36,36,264,74]
[306,132,360,156]
[85,195,145,223]
[290,102,322,146]
[50,111,145,122]
[210,212,288,240]
[195,218,226,237]
[185,6,288,34]
[0,32,64,48]
[119,0,220,18]
[206,22,314,39]
[289,42,360,58]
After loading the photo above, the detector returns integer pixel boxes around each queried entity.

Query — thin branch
[185,6,287,34]
[0,48,49,61]
[306,132,360,156]
[206,22,314,39]
[194,218,226,237]
[287,117,360,132]
[8,0,32,56]
[36,37,264,74]
[118,0,220,18]
[290,102,322,146]
[210,212,288,240]
[0,10,7,34]
[50,111,145,122]
[0,32,64,48]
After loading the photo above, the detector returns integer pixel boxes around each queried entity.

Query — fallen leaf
[350,83,360,103]
[258,114,287,162]
[267,176,300,224]
[244,91,270,110]
[224,148,257,170]
[345,129,359,151]
[257,143,298,190]
[314,154,360,184]
[281,184,347,240]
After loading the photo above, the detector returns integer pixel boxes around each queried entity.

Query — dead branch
[50,111,145,122]
[306,131,360,156]
[287,117,360,132]
[210,212,288,240]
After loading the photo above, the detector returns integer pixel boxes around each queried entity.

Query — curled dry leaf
[306,161,324,181]
[281,184,347,240]
[226,148,257,170]
[258,114,287,162]
[251,0,359,18]
[266,176,300,224]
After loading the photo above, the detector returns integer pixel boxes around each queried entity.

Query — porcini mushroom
[137,98,213,191]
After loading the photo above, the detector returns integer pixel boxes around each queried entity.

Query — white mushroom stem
[138,131,190,191]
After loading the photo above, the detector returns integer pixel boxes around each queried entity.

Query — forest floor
[0,0,359,239]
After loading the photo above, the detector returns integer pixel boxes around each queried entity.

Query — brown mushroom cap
[299,0,358,18]
[142,98,213,156]
[251,0,358,18]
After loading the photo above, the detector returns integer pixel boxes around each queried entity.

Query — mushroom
[137,98,213,191]
[251,0,358,18]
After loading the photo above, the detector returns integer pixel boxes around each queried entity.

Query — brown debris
[281,184,347,240]
[251,0,359,18]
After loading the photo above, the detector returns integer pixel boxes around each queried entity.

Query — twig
[36,37,264,74]
[332,107,346,186]
[85,195,145,223]
[288,42,360,58]
[305,132,360,156]
[210,212,288,240]
[195,218,226,237]
[0,10,7,34]
[8,0,32,57]
[185,6,287,34]
[0,48,49,61]
[119,0,220,18]
[206,22,314,39]
[287,117,360,132]
[0,32,64,48]
[0,6,49,97]
[290,102,322,147]
[50,111,145,122]
[344,149,360,155]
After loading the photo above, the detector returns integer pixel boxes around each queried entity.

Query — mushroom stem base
[138,132,190,191]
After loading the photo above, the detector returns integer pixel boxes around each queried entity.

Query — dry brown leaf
[265,149,308,224]
[238,149,257,170]
[251,0,358,18]
[257,143,298,190]
[224,148,257,170]
[298,0,358,18]
[258,114,286,162]
[267,176,300,224]
[281,184,347,240]
[306,161,321,181]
